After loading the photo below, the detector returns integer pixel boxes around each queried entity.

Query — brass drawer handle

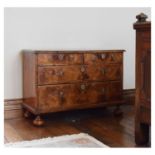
[70,55,74,59]
[59,91,64,104]
[57,70,64,76]
[59,91,64,97]
[111,54,115,61]
[58,54,64,61]
[81,66,85,72]
[81,84,86,90]
[59,71,64,76]
[101,54,106,59]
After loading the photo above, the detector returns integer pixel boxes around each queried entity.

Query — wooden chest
[23,50,124,125]
[134,13,151,145]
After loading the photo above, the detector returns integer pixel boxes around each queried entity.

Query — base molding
[4,99,23,119]
[4,89,135,120]
[123,89,135,105]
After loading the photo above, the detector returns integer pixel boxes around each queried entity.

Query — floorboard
[4,105,139,147]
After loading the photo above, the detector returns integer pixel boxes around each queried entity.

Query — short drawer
[38,66,83,85]
[84,52,123,64]
[37,53,83,65]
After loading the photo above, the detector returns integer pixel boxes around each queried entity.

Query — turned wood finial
[136,13,148,23]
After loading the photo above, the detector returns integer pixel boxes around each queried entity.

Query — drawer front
[38,64,122,85]
[38,66,83,85]
[38,82,108,113]
[83,64,122,81]
[37,53,83,65]
[84,52,122,64]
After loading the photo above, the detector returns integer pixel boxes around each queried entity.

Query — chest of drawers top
[29,50,125,53]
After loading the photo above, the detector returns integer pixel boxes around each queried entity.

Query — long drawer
[38,64,122,85]
[38,82,108,113]
[38,81,122,113]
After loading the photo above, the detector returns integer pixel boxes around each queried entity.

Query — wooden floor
[4,104,140,147]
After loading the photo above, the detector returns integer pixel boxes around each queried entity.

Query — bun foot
[33,116,44,126]
[24,110,31,118]
[113,106,123,116]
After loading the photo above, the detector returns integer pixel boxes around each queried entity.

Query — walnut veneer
[23,50,125,126]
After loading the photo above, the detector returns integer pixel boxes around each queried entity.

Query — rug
[5,133,109,148]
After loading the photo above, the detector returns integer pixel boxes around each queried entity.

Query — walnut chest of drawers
[23,50,124,126]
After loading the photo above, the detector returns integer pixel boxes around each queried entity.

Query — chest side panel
[23,52,38,111]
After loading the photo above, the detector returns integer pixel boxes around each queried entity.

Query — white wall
[4,7,151,99]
